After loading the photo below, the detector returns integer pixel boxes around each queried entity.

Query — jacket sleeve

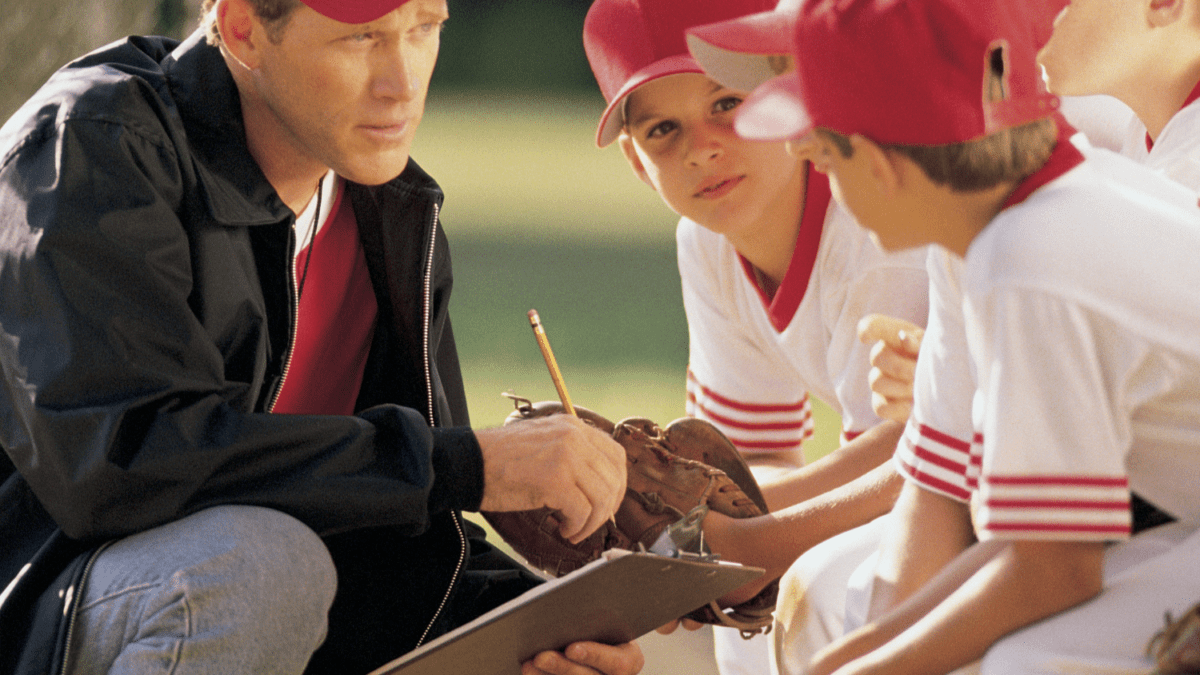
[0,97,483,542]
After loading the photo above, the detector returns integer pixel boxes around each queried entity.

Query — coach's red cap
[300,0,414,24]
[703,0,1060,146]
[583,0,774,147]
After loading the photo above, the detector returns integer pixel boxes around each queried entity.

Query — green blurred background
[3,3,841,671]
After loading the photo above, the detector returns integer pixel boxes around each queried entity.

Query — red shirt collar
[1002,115,1085,210]
[1146,76,1200,151]
[740,162,832,332]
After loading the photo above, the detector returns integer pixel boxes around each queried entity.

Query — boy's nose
[687,128,725,165]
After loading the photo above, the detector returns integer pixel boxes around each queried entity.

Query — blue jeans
[64,506,337,675]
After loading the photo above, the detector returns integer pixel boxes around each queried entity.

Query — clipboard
[369,549,764,675]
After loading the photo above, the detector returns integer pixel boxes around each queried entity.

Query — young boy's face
[618,73,805,238]
[805,132,930,252]
[1038,0,1144,97]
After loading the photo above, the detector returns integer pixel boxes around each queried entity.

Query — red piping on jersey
[909,443,969,475]
[689,398,812,432]
[1002,115,1085,210]
[917,423,971,453]
[986,498,1130,510]
[729,438,804,451]
[687,369,809,413]
[739,162,833,333]
[1146,77,1200,151]
[985,522,1129,535]
[898,457,972,501]
[985,475,1128,487]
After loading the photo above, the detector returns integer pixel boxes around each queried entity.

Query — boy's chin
[867,230,921,253]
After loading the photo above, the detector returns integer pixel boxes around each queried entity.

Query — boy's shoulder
[968,146,1200,309]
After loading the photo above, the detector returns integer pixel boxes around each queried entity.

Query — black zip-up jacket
[0,30,536,674]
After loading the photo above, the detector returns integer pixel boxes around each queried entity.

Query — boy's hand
[475,416,626,544]
[857,314,924,423]
[522,641,645,675]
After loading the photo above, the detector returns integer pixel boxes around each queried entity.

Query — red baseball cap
[583,0,775,147]
[1033,0,1071,50]
[685,0,802,93]
[693,0,1061,146]
[300,0,414,24]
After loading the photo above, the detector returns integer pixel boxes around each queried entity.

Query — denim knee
[67,505,337,675]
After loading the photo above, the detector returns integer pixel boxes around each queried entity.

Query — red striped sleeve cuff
[894,422,974,502]
[978,474,1131,541]
[686,369,813,455]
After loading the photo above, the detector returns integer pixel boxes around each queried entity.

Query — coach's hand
[857,314,924,423]
[475,416,626,544]
[523,641,645,675]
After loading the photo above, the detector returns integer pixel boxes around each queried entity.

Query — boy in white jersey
[582,0,928,672]
[1039,0,1200,190]
[777,1,1200,672]
[703,0,1200,672]
[871,0,1200,424]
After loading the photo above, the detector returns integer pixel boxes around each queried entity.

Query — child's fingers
[869,339,918,382]
[871,390,913,424]
[857,314,924,356]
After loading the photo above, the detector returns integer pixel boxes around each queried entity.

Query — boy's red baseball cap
[583,0,774,147]
[688,0,1061,146]
[300,0,414,24]
[685,0,801,94]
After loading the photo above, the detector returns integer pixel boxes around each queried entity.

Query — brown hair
[201,0,303,46]
[816,118,1058,192]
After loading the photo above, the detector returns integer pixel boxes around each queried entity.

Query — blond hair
[200,0,301,46]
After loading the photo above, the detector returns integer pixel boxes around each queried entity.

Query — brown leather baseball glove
[481,396,778,637]
[1148,602,1200,674]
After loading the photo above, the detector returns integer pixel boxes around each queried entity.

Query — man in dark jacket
[0,0,643,674]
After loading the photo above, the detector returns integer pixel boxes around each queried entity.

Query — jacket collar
[163,30,295,227]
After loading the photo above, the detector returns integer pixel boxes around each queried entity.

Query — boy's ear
[1147,0,1186,27]
[217,0,263,70]
[851,134,902,196]
[618,133,655,188]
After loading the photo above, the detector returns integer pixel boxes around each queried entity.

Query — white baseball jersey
[679,168,929,456]
[1059,94,1137,153]
[1120,80,1200,193]
[898,134,1200,542]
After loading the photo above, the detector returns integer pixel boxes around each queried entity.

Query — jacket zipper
[265,199,462,647]
[266,219,301,413]
[413,202,466,649]
[57,542,114,675]
[420,203,439,425]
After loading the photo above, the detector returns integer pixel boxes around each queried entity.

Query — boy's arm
[759,419,905,510]
[704,458,903,600]
[810,539,1105,675]
[867,481,976,616]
